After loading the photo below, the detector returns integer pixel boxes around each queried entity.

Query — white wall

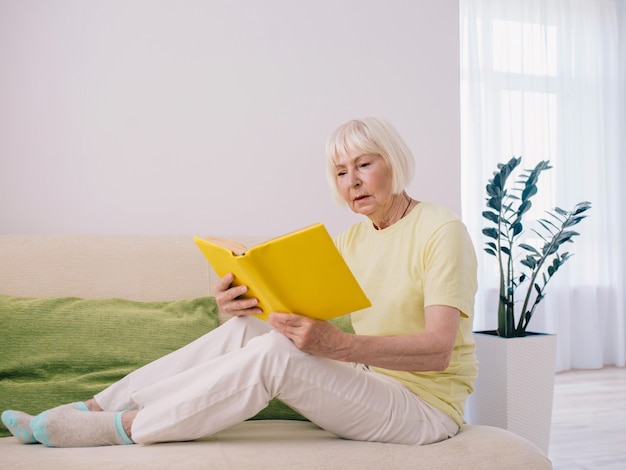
[0,0,460,238]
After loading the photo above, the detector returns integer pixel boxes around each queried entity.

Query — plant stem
[497,201,514,337]
[516,223,564,334]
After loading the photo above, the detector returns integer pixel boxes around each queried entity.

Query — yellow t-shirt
[335,202,478,426]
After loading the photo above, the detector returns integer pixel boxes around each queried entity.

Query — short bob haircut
[325,116,415,206]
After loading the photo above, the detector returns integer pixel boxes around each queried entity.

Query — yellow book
[193,224,371,321]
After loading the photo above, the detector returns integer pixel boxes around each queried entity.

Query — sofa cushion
[0,295,325,437]
[0,421,553,469]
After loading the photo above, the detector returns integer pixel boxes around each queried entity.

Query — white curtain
[460,0,626,371]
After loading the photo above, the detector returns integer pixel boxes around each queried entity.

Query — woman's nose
[348,172,361,187]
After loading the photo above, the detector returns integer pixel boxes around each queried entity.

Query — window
[460,0,625,370]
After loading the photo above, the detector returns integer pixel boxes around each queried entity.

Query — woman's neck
[372,192,413,230]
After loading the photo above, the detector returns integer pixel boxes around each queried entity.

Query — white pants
[95,316,457,445]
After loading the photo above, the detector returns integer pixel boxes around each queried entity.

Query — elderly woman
[2,117,478,447]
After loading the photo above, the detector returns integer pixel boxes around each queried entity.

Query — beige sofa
[0,234,552,469]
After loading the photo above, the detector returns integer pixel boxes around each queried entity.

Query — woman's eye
[359,162,370,168]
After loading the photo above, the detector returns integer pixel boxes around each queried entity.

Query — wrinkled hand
[214,273,262,316]
[269,313,348,359]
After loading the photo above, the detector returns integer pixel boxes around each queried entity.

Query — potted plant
[482,157,591,338]
[466,156,591,453]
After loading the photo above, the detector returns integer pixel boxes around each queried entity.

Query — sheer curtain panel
[460,0,626,371]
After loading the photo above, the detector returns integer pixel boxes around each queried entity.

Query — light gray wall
[0,0,460,238]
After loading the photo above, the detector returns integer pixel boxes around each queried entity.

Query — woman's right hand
[213,272,263,317]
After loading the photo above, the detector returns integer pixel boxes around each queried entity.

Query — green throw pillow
[0,295,223,437]
[0,296,359,437]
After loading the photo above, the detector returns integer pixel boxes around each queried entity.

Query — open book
[193,224,371,321]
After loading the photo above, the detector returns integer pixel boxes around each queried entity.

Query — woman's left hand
[268,313,347,359]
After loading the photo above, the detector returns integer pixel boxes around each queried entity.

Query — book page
[201,237,247,256]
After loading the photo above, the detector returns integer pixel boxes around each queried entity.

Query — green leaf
[538,219,557,234]
[535,160,552,172]
[521,185,538,201]
[545,243,560,256]
[567,215,588,227]
[518,200,532,216]
[482,211,499,223]
[557,231,579,244]
[487,198,501,212]
[482,227,499,239]
[521,256,537,269]
[493,173,503,189]
[554,207,568,216]
[573,201,592,214]
[519,243,539,254]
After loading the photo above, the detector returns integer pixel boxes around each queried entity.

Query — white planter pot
[465,331,557,454]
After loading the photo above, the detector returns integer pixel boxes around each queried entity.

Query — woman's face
[334,150,395,221]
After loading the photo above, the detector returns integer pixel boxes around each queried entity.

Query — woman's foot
[1,402,89,444]
[1,410,38,444]
[31,408,134,447]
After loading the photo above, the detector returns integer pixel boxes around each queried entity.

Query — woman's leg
[130,328,457,446]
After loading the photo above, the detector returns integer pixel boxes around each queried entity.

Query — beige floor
[549,367,626,470]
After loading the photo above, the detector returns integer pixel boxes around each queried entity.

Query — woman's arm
[216,271,460,373]
[269,305,460,372]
